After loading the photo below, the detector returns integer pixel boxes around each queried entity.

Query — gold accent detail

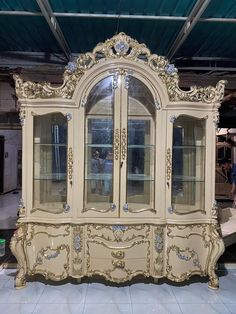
[154,226,164,276]
[213,111,219,129]
[114,128,120,160]
[121,128,127,161]
[88,238,147,250]
[165,224,224,284]
[72,226,83,276]
[126,207,157,214]
[19,108,26,126]
[171,208,206,215]
[112,260,125,268]
[29,244,70,281]
[166,148,171,183]
[14,33,226,102]
[166,245,203,282]
[18,198,26,217]
[68,147,73,185]
[26,224,70,246]
[87,224,150,243]
[111,250,125,259]
[82,204,115,213]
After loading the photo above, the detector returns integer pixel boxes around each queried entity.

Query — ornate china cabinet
[11,33,226,289]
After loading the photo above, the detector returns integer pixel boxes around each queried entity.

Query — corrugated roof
[0,0,236,71]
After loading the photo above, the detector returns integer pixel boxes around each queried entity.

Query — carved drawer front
[87,224,150,243]
[25,224,71,280]
[87,240,150,282]
[165,224,210,282]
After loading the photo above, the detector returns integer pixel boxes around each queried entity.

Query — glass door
[83,74,157,217]
[83,76,120,216]
[168,114,206,215]
[120,76,156,217]
[33,112,68,213]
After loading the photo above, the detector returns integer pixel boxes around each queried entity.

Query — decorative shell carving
[14,32,226,103]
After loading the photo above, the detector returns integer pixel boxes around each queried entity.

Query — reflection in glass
[171,116,205,212]
[84,77,114,208]
[127,77,155,208]
[33,113,67,211]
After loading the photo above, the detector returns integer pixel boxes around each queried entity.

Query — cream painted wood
[27,108,73,218]
[11,33,225,290]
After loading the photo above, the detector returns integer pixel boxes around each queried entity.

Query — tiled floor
[0,269,236,314]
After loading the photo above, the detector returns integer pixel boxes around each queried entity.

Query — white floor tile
[83,303,132,314]
[38,283,87,304]
[86,283,131,304]
[33,303,84,314]
[132,303,182,314]
[130,283,176,304]
[171,282,222,304]
[179,303,231,314]
[224,303,236,314]
[0,303,36,314]
[0,280,45,304]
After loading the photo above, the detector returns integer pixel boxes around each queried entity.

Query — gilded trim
[13,33,226,102]
[114,128,120,160]
[121,128,127,161]
[68,147,73,186]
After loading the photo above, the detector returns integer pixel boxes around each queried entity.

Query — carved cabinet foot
[10,224,27,289]
[15,269,26,289]
[208,275,219,290]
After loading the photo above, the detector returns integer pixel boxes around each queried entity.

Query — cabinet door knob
[123,203,129,212]
[110,203,116,211]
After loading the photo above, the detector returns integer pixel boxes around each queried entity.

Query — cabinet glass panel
[127,77,155,208]
[33,113,67,211]
[171,116,205,213]
[84,76,114,209]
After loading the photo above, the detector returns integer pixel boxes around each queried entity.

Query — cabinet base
[10,222,225,289]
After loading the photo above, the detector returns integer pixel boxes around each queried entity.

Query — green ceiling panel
[57,16,183,54]
[177,22,236,58]
[0,0,40,12]
[49,0,196,16]
[0,16,61,52]
[202,0,236,18]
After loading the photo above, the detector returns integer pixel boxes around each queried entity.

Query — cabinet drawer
[87,257,149,282]
[87,224,150,243]
[87,239,150,259]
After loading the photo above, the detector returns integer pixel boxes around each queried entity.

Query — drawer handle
[112,260,125,269]
[111,251,125,259]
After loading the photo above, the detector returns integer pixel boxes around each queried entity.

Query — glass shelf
[86,173,112,180]
[34,174,66,180]
[128,145,154,149]
[173,175,204,182]
[127,174,154,181]
[173,145,205,148]
[86,144,113,148]
[34,143,67,147]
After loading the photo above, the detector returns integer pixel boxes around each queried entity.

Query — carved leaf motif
[14,33,226,102]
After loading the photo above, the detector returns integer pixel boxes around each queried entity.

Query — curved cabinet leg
[10,224,27,289]
[207,224,225,290]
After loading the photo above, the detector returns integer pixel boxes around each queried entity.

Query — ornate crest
[14,32,226,103]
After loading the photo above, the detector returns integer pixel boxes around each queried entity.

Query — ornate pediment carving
[14,32,226,103]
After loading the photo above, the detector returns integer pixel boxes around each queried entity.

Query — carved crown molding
[14,32,226,103]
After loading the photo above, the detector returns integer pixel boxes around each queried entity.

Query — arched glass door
[83,74,156,217]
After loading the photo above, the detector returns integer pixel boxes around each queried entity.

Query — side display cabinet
[11,33,225,289]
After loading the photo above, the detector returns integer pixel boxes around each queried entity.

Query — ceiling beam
[167,0,211,60]
[1,10,236,23]
[35,0,71,61]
